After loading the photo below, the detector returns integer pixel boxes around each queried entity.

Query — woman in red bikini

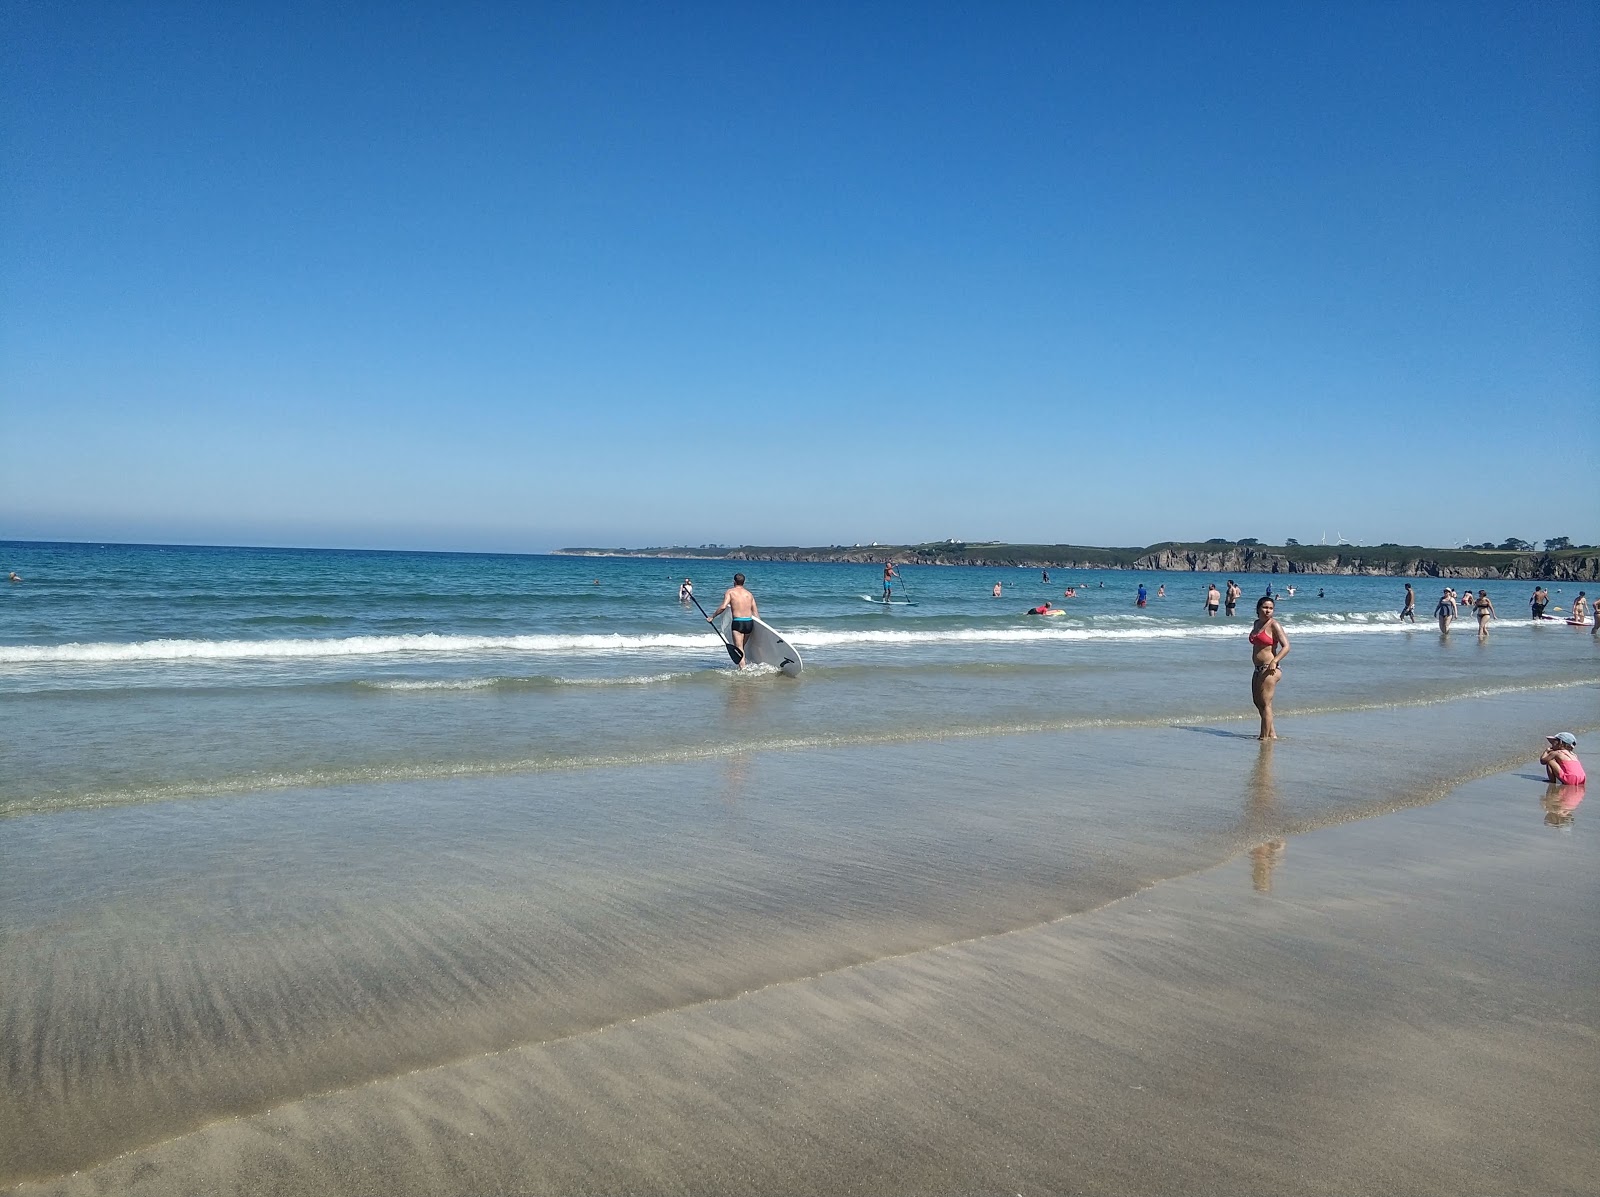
[1249,596,1290,740]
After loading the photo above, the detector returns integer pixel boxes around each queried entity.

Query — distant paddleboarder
[710,574,759,668]
[882,562,898,601]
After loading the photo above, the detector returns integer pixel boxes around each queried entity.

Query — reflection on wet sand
[1245,742,1287,893]
[1542,782,1584,827]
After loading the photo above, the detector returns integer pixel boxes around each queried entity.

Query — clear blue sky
[3,2,1596,552]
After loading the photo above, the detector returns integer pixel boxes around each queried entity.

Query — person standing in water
[1249,596,1289,740]
[1475,589,1495,637]
[1401,582,1416,622]
[678,578,693,603]
[992,581,1003,598]
[710,573,759,668]
[1225,579,1240,617]
[1136,583,1148,608]
[1205,583,1221,616]
[1156,584,1166,599]
[1435,588,1456,633]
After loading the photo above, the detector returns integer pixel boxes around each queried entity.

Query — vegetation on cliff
[557,540,1599,580]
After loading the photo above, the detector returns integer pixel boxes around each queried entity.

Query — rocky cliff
[558,545,1600,581]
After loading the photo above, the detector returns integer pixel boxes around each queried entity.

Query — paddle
[688,593,743,665]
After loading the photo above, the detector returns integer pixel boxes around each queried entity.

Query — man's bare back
[710,573,759,666]
[716,583,757,620]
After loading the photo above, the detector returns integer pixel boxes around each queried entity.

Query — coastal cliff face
[1127,547,1600,581]
[556,547,1600,581]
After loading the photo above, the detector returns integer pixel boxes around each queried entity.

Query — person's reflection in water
[1245,741,1288,893]
[719,681,763,807]
[1542,782,1584,828]
[721,752,753,810]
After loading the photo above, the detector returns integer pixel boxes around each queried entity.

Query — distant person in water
[1571,592,1589,624]
[992,582,1003,598]
[1541,733,1586,786]
[1529,586,1548,619]
[1063,587,1077,598]
[1474,590,1495,637]
[6,572,18,583]
[679,578,693,602]
[1205,583,1220,616]
[1284,585,1295,596]
[1156,584,1165,599]
[1027,601,1054,615]
[1136,583,1147,608]
[1317,588,1324,599]
[1401,583,1416,622]
[1042,570,1049,583]
[1225,579,1240,616]
[1435,588,1456,633]
[710,573,759,668]
[1249,596,1289,740]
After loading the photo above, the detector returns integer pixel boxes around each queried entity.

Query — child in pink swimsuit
[1541,733,1586,786]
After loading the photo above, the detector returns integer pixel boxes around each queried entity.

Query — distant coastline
[556,540,1600,581]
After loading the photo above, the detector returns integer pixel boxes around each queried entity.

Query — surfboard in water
[858,595,916,606]
[715,613,804,675]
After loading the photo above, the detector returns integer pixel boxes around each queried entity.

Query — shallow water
[1,542,1595,1184]
[2,542,1593,816]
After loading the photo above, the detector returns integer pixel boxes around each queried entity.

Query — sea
[2,540,1595,1186]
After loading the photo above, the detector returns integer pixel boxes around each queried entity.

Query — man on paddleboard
[711,574,759,667]
[882,562,898,601]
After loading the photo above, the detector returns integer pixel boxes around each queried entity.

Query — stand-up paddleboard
[859,595,916,606]
[715,612,803,675]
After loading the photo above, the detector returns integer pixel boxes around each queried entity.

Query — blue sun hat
[1547,732,1577,747]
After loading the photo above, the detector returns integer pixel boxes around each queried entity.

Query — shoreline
[4,681,1596,1190]
[11,760,1594,1196]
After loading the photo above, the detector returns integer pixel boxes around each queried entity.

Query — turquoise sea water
[1,540,1594,817]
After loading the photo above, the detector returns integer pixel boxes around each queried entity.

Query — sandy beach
[7,751,1596,1196]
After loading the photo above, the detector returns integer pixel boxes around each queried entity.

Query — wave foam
[0,613,1508,665]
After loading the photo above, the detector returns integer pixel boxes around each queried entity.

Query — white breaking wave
[0,632,720,664]
[0,614,1520,665]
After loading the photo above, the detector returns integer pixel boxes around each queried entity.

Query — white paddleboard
[715,613,804,675]
[858,595,916,606]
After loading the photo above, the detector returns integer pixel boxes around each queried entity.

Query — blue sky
[3,2,1596,552]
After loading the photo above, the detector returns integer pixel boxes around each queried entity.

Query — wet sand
[10,766,1595,1197]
